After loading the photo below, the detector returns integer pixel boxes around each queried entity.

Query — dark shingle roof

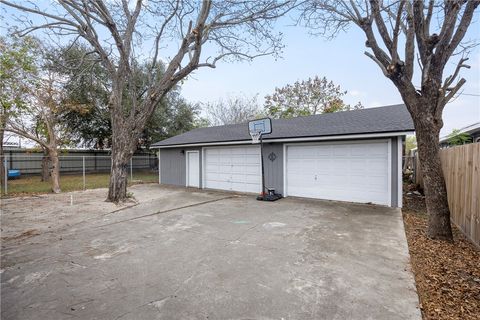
[152,104,414,147]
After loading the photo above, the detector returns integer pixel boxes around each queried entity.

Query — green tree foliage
[264,76,363,119]
[405,136,417,155]
[142,93,200,148]
[0,36,38,113]
[447,129,472,146]
[50,45,198,149]
[3,41,77,193]
[0,35,39,193]
[46,44,111,149]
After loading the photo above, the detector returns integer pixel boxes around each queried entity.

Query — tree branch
[443,57,470,89]
[364,51,388,76]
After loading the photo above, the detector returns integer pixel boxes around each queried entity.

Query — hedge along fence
[416,143,480,246]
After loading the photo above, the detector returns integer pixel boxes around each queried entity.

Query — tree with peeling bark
[1,0,296,202]
[299,0,479,240]
[5,70,74,193]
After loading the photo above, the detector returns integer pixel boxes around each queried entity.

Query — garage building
[151,104,414,207]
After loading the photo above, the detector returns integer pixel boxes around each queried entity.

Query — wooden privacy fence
[416,143,480,246]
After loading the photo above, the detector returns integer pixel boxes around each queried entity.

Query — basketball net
[250,130,262,144]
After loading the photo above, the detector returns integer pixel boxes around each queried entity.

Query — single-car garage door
[286,141,391,205]
[204,146,261,193]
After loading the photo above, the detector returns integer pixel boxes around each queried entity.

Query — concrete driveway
[1,184,420,320]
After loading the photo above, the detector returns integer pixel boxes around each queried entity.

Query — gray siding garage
[153,104,414,207]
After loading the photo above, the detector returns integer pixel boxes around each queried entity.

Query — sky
[179,18,480,137]
[1,1,479,142]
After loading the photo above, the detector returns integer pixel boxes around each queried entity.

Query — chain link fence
[0,154,158,196]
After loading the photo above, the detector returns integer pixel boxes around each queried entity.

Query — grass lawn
[4,171,158,196]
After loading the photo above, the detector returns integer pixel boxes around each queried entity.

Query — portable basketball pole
[256,131,282,201]
[260,133,265,196]
[248,117,281,201]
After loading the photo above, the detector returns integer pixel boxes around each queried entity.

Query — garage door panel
[367,175,389,187]
[244,147,258,155]
[350,145,368,156]
[369,143,388,156]
[244,166,260,175]
[207,149,219,155]
[214,181,230,190]
[245,175,260,183]
[288,159,310,173]
[331,159,349,173]
[287,142,390,206]
[245,155,260,164]
[204,146,261,193]
[219,157,231,164]
[218,165,232,174]
[205,164,218,172]
[349,159,366,172]
[231,157,245,165]
[289,146,317,158]
[333,145,350,156]
[368,158,388,168]
[231,166,245,174]
[230,173,246,182]
[316,159,331,171]
[287,174,313,183]
[316,146,332,157]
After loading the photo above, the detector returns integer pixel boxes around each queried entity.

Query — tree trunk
[107,119,136,202]
[0,131,5,196]
[413,112,453,241]
[41,150,50,182]
[107,153,129,202]
[49,149,61,193]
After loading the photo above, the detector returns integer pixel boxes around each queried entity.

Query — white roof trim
[151,131,414,149]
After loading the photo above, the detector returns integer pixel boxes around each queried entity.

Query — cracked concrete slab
[1,184,420,319]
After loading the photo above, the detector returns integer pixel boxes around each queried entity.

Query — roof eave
[151,130,415,149]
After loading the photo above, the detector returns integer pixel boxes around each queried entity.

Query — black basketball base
[256,193,283,201]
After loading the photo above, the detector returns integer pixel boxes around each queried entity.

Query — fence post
[9,150,13,170]
[130,158,133,181]
[3,155,7,195]
[82,156,86,190]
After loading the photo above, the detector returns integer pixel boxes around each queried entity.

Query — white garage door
[286,141,390,205]
[204,146,261,193]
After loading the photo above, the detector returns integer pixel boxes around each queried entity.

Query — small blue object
[8,169,21,178]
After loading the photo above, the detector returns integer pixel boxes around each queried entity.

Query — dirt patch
[403,185,480,320]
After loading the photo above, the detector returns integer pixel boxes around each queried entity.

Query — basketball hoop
[248,118,271,144]
[250,130,262,144]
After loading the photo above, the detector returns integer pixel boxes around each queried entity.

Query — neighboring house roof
[152,104,414,148]
[439,122,480,143]
[2,141,20,148]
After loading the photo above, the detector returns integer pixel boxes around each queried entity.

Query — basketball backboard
[248,118,272,135]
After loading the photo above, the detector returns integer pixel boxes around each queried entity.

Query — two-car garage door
[201,141,391,206]
[286,141,391,206]
[204,147,261,193]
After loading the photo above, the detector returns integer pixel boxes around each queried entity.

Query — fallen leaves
[403,190,480,320]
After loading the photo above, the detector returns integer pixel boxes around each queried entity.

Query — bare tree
[5,72,73,193]
[2,0,295,202]
[300,0,479,240]
[204,94,261,126]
